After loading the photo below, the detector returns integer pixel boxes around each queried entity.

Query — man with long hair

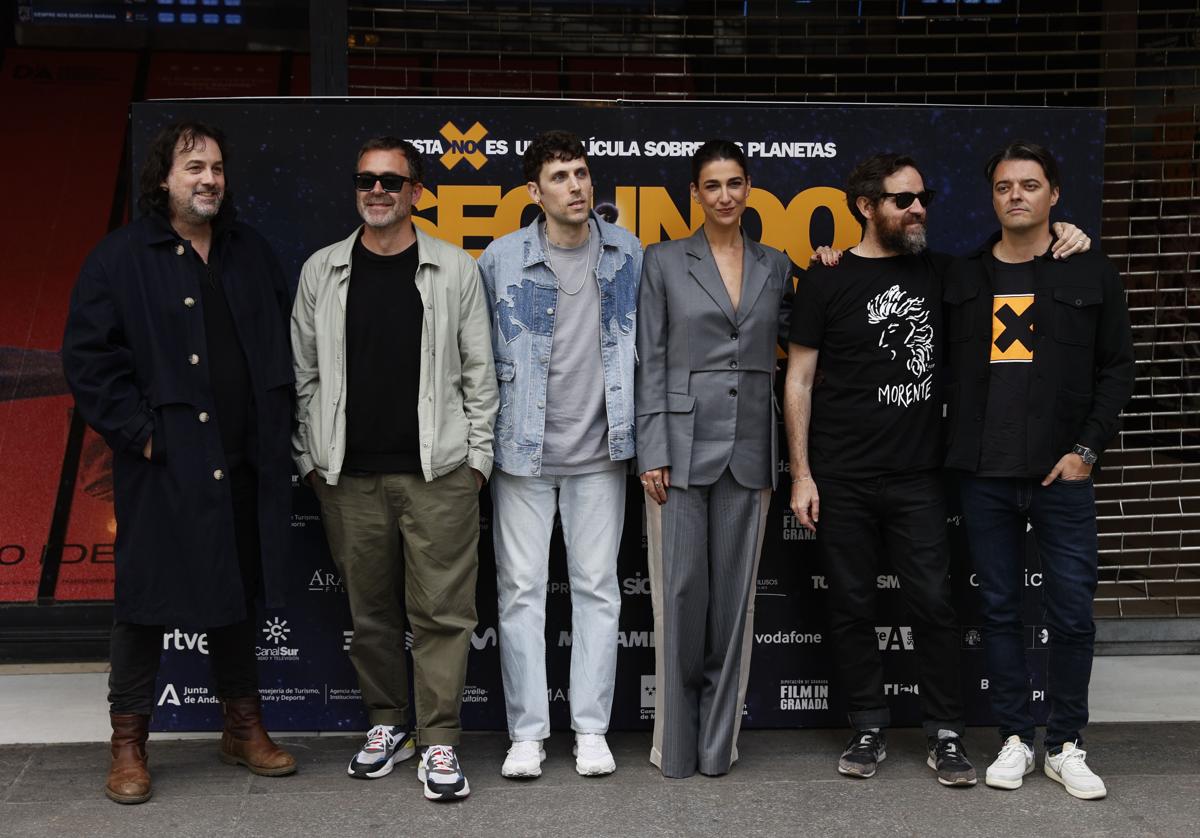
[63,121,297,804]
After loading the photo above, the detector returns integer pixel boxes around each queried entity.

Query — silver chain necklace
[542,221,595,296]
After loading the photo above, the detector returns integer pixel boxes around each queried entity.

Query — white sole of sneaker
[985,764,1034,790]
[574,758,616,777]
[1043,762,1107,800]
[420,772,470,801]
[926,756,978,787]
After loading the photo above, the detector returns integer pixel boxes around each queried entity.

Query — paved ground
[1,724,1195,838]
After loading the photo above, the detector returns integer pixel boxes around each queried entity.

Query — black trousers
[108,465,263,715]
[815,469,965,737]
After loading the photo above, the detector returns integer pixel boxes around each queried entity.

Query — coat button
[729,388,738,397]
[213,469,225,480]
[188,354,200,365]
[175,244,185,256]
[183,297,195,307]
[729,360,738,369]
[730,332,739,340]
[1075,298,1083,306]
[198,411,210,423]
[546,307,554,315]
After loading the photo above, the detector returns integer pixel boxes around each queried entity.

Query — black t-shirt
[977,256,1036,477]
[343,234,423,474]
[789,250,950,479]
[198,244,254,469]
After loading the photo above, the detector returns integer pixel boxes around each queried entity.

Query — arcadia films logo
[439,121,488,170]
[778,679,828,711]
[308,569,344,593]
[345,629,413,652]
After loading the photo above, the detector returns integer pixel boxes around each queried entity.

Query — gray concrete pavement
[2,724,1196,838]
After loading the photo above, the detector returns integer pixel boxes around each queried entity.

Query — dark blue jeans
[959,474,1099,751]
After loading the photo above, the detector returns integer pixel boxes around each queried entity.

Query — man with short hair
[64,121,297,805]
[943,141,1133,799]
[784,153,977,787]
[291,136,497,802]
[477,130,642,779]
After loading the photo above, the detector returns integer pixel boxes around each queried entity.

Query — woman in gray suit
[636,140,792,778]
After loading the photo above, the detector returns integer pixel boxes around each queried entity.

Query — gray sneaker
[838,730,886,778]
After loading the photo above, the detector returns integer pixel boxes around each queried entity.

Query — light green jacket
[291,225,497,485]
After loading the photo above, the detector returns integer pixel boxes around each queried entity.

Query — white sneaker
[1044,742,1107,800]
[985,735,1035,790]
[573,733,616,776]
[501,740,546,778]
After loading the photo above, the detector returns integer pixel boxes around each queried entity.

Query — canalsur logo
[258,617,300,661]
[262,617,290,645]
[439,121,488,170]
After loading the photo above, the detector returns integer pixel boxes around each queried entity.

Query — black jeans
[959,474,1099,751]
[108,465,263,715]
[816,469,965,737]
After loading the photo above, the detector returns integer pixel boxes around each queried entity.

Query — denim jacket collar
[519,210,620,272]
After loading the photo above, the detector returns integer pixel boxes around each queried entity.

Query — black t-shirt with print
[977,256,1036,477]
[789,250,951,479]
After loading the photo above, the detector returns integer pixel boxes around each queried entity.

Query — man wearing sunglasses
[291,136,497,802]
[943,141,1132,799]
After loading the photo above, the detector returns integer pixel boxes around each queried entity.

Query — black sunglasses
[353,172,414,192]
[881,190,936,209]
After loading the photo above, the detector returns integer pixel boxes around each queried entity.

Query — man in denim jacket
[478,131,642,779]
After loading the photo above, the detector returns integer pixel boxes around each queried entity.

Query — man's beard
[179,190,222,223]
[879,214,927,255]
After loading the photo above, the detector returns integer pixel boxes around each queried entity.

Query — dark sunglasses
[881,190,936,209]
[353,172,414,192]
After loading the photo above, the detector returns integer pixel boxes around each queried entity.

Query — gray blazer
[635,227,792,490]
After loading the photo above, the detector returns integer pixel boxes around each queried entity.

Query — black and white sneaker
[418,745,470,801]
[838,730,886,778]
[347,724,415,779]
[927,735,978,787]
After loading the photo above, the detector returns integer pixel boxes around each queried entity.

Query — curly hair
[523,130,586,184]
[137,121,233,221]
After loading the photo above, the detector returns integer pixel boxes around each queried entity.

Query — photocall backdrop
[127,99,1104,732]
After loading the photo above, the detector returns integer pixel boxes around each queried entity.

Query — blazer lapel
[686,228,738,327]
[736,238,770,325]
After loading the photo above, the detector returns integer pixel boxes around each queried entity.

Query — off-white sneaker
[985,735,1035,790]
[573,733,616,776]
[1044,741,1107,800]
[501,740,546,778]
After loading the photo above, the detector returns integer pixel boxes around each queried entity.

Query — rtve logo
[439,121,488,171]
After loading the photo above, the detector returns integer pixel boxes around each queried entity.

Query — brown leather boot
[106,713,151,804]
[218,696,296,776]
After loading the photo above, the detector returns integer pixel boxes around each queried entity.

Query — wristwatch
[1072,444,1098,465]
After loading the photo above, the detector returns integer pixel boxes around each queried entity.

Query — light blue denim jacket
[478,211,642,476]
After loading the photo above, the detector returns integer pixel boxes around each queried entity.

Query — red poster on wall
[0,49,136,603]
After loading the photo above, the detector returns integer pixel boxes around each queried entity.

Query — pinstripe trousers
[644,469,772,778]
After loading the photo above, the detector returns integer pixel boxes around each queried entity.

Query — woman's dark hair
[523,130,586,183]
[845,152,923,226]
[984,140,1060,191]
[357,135,425,184]
[137,121,232,218]
[690,139,749,185]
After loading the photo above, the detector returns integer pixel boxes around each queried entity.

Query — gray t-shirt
[541,220,615,475]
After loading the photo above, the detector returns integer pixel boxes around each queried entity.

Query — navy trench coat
[63,212,294,627]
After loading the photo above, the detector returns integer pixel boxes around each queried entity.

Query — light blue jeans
[491,466,625,741]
